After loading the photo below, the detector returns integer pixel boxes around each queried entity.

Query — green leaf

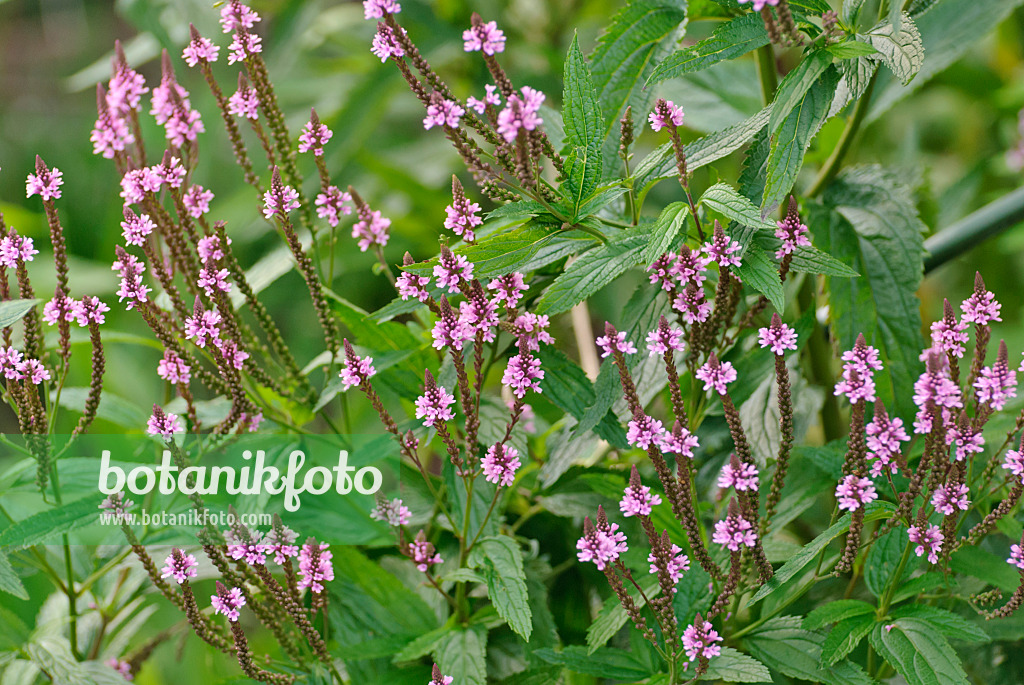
[768,49,834,133]
[870,0,1024,118]
[590,0,688,177]
[786,245,861,277]
[869,620,969,685]
[642,201,690,264]
[890,605,990,643]
[647,13,769,84]
[762,67,840,215]
[0,299,39,329]
[700,647,772,682]
[634,106,772,197]
[538,347,628,447]
[804,600,876,631]
[533,646,653,680]
[468,537,533,641]
[891,572,945,603]
[0,551,28,600]
[820,615,874,667]
[586,574,659,654]
[0,494,105,550]
[330,547,437,637]
[749,501,895,604]
[865,530,916,598]
[563,34,604,218]
[535,230,649,315]
[434,625,488,685]
[814,165,926,418]
[864,14,923,86]
[826,40,879,59]
[700,183,777,230]
[949,545,1021,592]
[745,616,874,684]
[733,243,785,313]
[55,387,148,430]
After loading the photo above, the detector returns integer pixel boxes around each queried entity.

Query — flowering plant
[1,0,1024,684]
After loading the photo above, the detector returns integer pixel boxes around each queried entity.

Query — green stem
[755,45,779,105]
[923,185,1024,273]
[798,277,843,441]
[806,74,878,199]
[877,540,914,617]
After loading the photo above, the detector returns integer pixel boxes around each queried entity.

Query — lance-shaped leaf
[562,34,604,218]
[864,13,923,86]
[647,13,768,84]
[768,49,835,133]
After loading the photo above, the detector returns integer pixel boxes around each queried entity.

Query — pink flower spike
[758,314,798,355]
[340,340,377,391]
[482,444,521,487]
[297,540,334,593]
[596,328,637,358]
[219,1,261,32]
[26,160,63,201]
[363,0,401,20]
[315,186,353,227]
[1008,543,1024,570]
[960,273,1001,325]
[774,197,811,259]
[183,29,220,66]
[908,524,943,564]
[371,22,405,61]
[712,504,757,551]
[620,467,662,517]
[433,247,474,292]
[467,84,501,114]
[183,185,214,218]
[576,513,628,570]
[502,351,544,398]
[158,350,192,385]
[147,405,184,439]
[298,110,333,155]
[497,87,544,142]
[0,231,39,268]
[371,497,412,527]
[414,373,456,428]
[702,222,743,268]
[423,97,465,130]
[682,616,723,662]
[210,582,246,622]
[648,99,685,132]
[160,549,199,584]
[262,169,301,220]
[835,475,877,512]
[695,354,737,396]
[718,456,759,492]
[931,483,969,516]
[409,532,442,573]
[463,17,506,55]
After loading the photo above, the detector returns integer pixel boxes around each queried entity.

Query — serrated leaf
[821,615,874,667]
[804,600,876,631]
[642,201,690,264]
[0,299,40,329]
[869,620,969,685]
[634,106,772,197]
[563,34,604,218]
[469,537,532,641]
[734,243,785,313]
[890,605,989,643]
[535,230,649,315]
[745,616,874,684]
[700,183,777,230]
[534,646,653,680]
[586,574,660,653]
[865,530,916,598]
[538,347,628,447]
[865,14,923,85]
[648,13,769,84]
[590,0,688,177]
[749,501,895,604]
[762,67,840,215]
[0,551,28,600]
[769,49,834,133]
[891,572,944,602]
[434,625,488,685]
[787,245,860,277]
[0,494,105,550]
[950,545,1022,591]
[870,0,1024,118]
[829,55,879,119]
[826,40,879,59]
[814,165,926,418]
[700,647,772,682]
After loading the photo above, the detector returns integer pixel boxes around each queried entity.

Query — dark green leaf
[769,49,834,133]
[468,537,533,641]
[891,572,945,602]
[950,545,1022,592]
[586,574,660,653]
[538,347,628,447]
[434,625,488,685]
[745,616,874,684]
[563,34,604,218]
[762,67,840,215]
[733,242,785,313]
[590,0,688,177]
[700,647,772,682]
[869,620,969,685]
[865,530,916,598]
[804,600,876,630]
[890,605,989,643]
[826,40,880,59]
[648,13,769,84]
[0,551,28,600]
[533,646,653,680]
[642,201,690,264]
[814,165,927,417]
[821,615,874,667]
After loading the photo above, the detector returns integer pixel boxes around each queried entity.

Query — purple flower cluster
[423,98,465,130]
[648,100,684,132]
[502,351,543,398]
[264,526,299,564]
[147,406,184,439]
[835,336,882,404]
[211,583,246,622]
[315,186,353,227]
[682,617,723,662]
[912,349,963,434]
[415,379,457,428]
[931,483,970,516]
[488,272,528,308]
[758,315,798,355]
[596,330,637,358]
[352,201,391,252]
[434,249,474,292]
[702,226,742,268]
[340,342,377,391]
[397,271,431,301]
[975,342,1018,410]
[157,350,192,385]
[371,497,412,527]
[908,524,943,564]
[481,444,521,487]
[626,413,667,451]
[576,518,628,571]
[444,195,483,242]
[463,19,505,55]
[660,424,700,459]
[696,355,737,395]
[161,549,199,584]
[718,458,759,492]
[496,87,544,143]
[774,201,811,259]
[620,479,663,518]
[865,406,908,476]
[409,536,443,573]
[835,475,877,512]
[712,510,756,551]
[929,301,969,358]
[298,542,334,593]
[0,231,38,268]
[467,85,501,114]
[648,544,689,586]
[225,525,268,566]
[298,116,333,155]
[645,323,685,356]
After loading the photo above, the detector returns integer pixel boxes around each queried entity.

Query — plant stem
[806,74,878,199]
[877,540,914,617]
[755,45,779,105]
[923,185,1024,273]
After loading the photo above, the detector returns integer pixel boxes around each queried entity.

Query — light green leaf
[865,14,923,85]
[535,230,649,315]
[0,494,105,550]
[642,201,690,263]
[533,646,653,680]
[804,600,876,631]
[700,647,772,682]
[890,605,989,643]
[468,537,533,641]
[814,165,927,417]
[892,572,945,602]
[0,299,39,329]
[590,0,688,177]
[869,619,969,685]
[647,13,768,84]
[762,67,840,215]
[700,183,777,230]
[0,551,28,600]
[769,49,834,133]
[745,616,874,684]
[826,40,879,59]
[563,34,604,218]
[865,530,916,598]
[434,625,488,685]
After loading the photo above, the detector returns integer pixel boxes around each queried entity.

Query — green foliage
[562,35,605,219]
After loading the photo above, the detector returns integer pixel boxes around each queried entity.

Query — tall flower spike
[758,313,798,355]
[718,454,759,492]
[211,582,246,622]
[961,272,1001,325]
[576,510,628,570]
[702,221,742,268]
[482,444,521,487]
[695,353,737,396]
[349,186,391,252]
[434,245,473,292]
[444,176,483,243]
[414,370,456,428]
[930,298,969,359]
[183,27,220,66]
[298,108,332,155]
[161,548,199,584]
[262,167,301,220]
[463,15,505,55]
[430,664,454,685]
[340,339,376,391]
[90,84,134,159]
[712,499,757,551]
[975,341,1017,410]
[774,196,810,263]
[620,465,663,517]
[648,98,684,132]
[408,530,442,573]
